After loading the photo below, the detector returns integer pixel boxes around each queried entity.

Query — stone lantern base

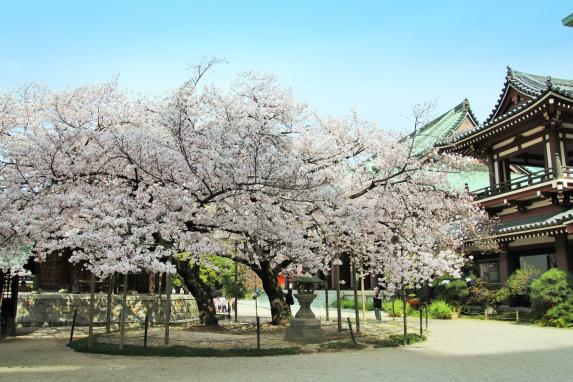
[284,292,324,342]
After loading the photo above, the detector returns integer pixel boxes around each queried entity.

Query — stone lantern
[284,275,324,342]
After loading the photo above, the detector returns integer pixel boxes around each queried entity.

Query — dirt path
[1,319,572,382]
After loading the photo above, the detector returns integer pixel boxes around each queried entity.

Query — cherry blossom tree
[0,63,493,329]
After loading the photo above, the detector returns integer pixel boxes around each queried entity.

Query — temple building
[439,67,573,287]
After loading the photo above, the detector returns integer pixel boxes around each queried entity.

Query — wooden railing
[472,168,554,200]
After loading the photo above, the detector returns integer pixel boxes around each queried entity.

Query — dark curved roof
[438,67,573,149]
[495,209,573,236]
[485,67,573,124]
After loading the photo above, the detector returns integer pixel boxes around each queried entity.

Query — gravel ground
[1,318,573,382]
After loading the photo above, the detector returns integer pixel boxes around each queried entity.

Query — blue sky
[1,1,572,132]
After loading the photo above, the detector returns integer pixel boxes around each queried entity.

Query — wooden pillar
[498,244,513,284]
[554,234,571,272]
[549,128,563,178]
[486,151,496,188]
[503,160,512,184]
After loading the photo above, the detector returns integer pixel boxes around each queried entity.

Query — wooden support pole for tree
[88,273,96,350]
[346,317,358,347]
[325,279,330,321]
[105,273,114,334]
[164,273,172,345]
[119,273,129,350]
[143,311,149,352]
[68,309,77,346]
[402,286,407,346]
[359,267,366,324]
[419,307,423,337]
[425,303,428,330]
[234,258,238,323]
[351,259,360,333]
[256,316,261,350]
[335,255,342,332]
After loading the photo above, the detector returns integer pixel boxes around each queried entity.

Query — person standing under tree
[373,289,382,321]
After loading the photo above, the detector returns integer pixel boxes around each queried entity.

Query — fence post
[419,308,423,336]
[256,316,261,350]
[334,255,342,332]
[515,310,519,323]
[234,247,239,323]
[325,283,330,321]
[68,309,77,346]
[346,317,358,347]
[88,273,96,350]
[144,311,149,352]
[425,303,428,331]
[402,287,407,346]
[164,273,172,345]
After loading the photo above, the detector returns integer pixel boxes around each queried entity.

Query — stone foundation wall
[17,292,198,326]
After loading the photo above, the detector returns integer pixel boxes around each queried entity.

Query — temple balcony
[472,168,554,200]
[470,166,573,208]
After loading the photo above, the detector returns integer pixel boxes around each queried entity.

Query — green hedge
[331,297,374,311]
[530,268,573,327]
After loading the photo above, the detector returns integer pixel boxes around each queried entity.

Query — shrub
[428,300,453,319]
[468,278,504,307]
[505,265,539,297]
[538,296,573,328]
[433,277,469,307]
[382,298,413,317]
[530,268,573,315]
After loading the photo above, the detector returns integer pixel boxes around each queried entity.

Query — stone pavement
[1,318,573,381]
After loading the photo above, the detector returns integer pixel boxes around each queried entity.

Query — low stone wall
[17,292,199,326]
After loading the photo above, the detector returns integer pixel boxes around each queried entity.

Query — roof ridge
[412,99,477,156]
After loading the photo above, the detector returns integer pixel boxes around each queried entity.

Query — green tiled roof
[563,13,573,27]
[495,209,573,235]
[440,67,573,148]
[447,169,490,192]
[411,99,478,157]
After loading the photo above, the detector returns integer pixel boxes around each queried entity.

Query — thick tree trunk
[176,261,218,326]
[256,260,291,325]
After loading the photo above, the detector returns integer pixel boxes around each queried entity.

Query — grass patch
[69,337,301,357]
[365,333,426,348]
[319,341,367,351]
